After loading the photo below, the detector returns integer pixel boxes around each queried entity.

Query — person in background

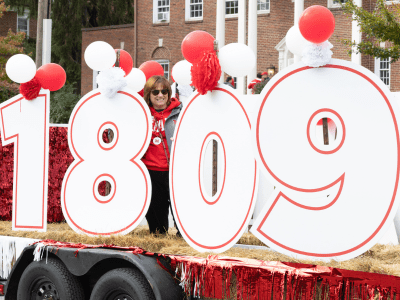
[224,76,234,88]
[247,73,262,90]
[261,71,269,81]
[142,75,182,235]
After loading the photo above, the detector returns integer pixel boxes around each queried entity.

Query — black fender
[6,245,183,300]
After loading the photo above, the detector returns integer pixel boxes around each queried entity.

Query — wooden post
[323,117,329,145]
[35,0,44,68]
[212,140,218,196]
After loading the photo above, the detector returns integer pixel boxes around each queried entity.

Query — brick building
[0,10,36,39]
[77,0,399,95]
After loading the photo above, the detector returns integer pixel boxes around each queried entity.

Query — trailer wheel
[17,257,85,300]
[89,267,156,300]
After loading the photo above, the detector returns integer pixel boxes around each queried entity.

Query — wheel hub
[30,278,60,300]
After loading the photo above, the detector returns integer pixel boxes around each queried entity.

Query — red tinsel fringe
[191,50,221,95]
[19,77,42,100]
[0,127,108,222]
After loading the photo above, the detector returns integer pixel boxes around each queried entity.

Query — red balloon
[299,5,335,44]
[139,61,164,81]
[181,31,215,63]
[113,49,133,76]
[35,63,66,92]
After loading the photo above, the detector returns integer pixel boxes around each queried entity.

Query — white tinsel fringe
[177,84,194,98]
[302,41,333,68]
[96,67,127,98]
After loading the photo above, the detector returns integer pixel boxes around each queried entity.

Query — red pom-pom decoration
[19,77,42,100]
[113,49,133,76]
[182,31,215,64]
[36,63,66,91]
[139,61,164,82]
[299,5,335,44]
[191,50,221,95]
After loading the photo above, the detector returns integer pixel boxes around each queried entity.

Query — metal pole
[237,0,246,94]
[247,0,257,91]
[42,19,52,65]
[294,0,304,63]
[351,0,362,65]
[216,0,225,83]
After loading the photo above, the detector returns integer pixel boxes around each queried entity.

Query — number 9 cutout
[251,59,400,261]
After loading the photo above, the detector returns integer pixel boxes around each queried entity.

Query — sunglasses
[151,89,168,96]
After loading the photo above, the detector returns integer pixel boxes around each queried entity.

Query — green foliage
[50,83,80,124]
[0,81,19,104]
[6,0,135,94]
[22,36,35,58]
[342,0,400,62]
[252,80,269,95]
[0,0,26,82]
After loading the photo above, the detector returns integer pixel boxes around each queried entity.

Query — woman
[142,75,182,234]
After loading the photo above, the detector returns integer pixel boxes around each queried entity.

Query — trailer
[0,237,183,300]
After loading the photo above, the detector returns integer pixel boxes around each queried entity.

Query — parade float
[0,5,400,300]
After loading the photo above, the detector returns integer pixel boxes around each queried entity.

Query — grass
[0,221,399,277]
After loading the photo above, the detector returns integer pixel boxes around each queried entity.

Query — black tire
[89,268,156,300]
[17,257,85,300]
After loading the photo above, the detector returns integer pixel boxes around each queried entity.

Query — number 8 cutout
[251,59,400,261]
[61,88,152,235]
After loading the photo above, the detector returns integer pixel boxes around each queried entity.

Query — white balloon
[126,68,146,92]
[84,41,116,71]
[286,25,312,57]
[172,60,192,86]
[219,43,256,77]
[5,54,36,83]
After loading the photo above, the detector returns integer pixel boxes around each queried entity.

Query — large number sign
[170,86,258,252]
[1,60,399,260]
[0,91,50,232]
[251,59,400,260]
[61,88,152,236]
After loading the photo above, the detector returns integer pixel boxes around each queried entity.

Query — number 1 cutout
[0,91,50,231]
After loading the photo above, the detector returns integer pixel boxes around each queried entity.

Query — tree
[342,0,400,62]
[6,0,135,94]
[0,0,26,82]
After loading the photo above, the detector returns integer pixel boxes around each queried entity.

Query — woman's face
[149,83,169,110]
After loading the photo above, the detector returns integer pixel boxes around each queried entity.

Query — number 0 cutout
[251,59,400,261]
[170,85,258,253]
[61,88,152,236]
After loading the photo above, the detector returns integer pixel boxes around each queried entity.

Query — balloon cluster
[84,41,164,94]
[6,54,66,100]
[172,31,256,95]
[286,5,335,67]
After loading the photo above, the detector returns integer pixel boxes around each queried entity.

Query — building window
[186,0,203,20]
[257,0,270,13]
[153,0,170,23]
[375,57,390,87]
[157,60,170,79]
[225,0,238,16]
[328,0,347,8]
[17,14,29,36]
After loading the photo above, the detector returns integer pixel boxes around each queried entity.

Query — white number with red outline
[251,59,400,261]
[170,85,258,253]
[0,91,49,231]
[61,88,152,236]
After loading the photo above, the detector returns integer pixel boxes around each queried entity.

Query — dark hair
[226,76,232,82]
[257,73,262,79]
[143,76,172,107]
